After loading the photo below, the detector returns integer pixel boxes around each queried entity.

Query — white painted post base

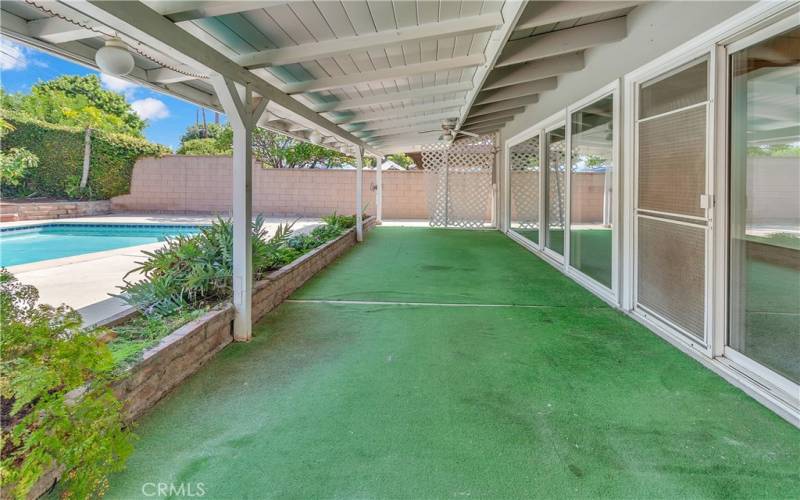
[211,76,268,341]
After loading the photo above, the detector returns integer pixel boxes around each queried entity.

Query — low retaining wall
[0,200,111,222]
[111,156,428,219]
[114,218,374,422]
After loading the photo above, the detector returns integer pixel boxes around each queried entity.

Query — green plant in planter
[119,216,295,316]
[0,270,133,499]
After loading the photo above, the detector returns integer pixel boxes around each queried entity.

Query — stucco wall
[112,156,429,219]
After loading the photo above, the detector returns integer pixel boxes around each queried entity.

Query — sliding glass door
[727,24,799,386]
[569,95,614,289]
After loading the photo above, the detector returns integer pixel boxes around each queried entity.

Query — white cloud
[0,39,27,71]
[131,97,170,121]
[100,73,138,96]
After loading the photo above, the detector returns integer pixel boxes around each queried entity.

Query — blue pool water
[0,224,201,267]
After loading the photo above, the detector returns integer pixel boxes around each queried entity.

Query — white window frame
[564,81,620,305]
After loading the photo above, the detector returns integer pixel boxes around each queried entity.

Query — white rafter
[329,100,466,125]
[350,111,458,134]
[284,54,485,94]
[497,17,627,67]
[237,13,503,69]
[515,1,639,31]
[469,94,539,118]
[483,52,585,91]
[474,77,557,105]
[310,82,473,113]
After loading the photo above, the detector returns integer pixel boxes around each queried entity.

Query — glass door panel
[569,95,614,288]
[509,136,540,244]
[728,26,800,384]
[545,127,566,256]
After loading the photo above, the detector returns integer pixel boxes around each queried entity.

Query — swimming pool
[0,223,201,267]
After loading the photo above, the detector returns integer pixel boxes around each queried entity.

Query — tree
[386,153,414,169]
[177,138,230,156]
[180,122,228,143]
[251,129,347,169]
[32,75,145,135]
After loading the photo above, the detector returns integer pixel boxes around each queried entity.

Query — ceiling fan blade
[457,130,480,138]
[418,129,441,133]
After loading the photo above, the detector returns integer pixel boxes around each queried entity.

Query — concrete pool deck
[3,213,322,325]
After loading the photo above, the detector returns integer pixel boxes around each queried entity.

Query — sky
[0,37,221,150]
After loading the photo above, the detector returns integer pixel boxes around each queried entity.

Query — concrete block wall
[112,156,428,219]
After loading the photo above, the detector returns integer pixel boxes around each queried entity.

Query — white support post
[355,146,364,242]
[211,75,268,342]
[374,154,384,223]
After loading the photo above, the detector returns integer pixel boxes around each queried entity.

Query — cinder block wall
[112,156,428,219]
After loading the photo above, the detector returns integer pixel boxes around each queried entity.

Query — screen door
[635,57,711,342]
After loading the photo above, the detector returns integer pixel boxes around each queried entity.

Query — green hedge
[0,111,168,199]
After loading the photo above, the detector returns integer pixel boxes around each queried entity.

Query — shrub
[120,213,358,316]
[0,110,168,199]
[0,147,38,195]
[119,216,295,316]
[176,138,230,156]
[0,270,133,499]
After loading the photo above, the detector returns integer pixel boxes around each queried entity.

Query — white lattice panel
[510,137,540,230]
[421,135,495,228]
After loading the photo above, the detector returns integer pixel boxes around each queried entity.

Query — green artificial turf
[293,227,604,308]
[105,227,799,499]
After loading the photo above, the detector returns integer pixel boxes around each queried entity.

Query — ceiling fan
[419,118,479,143]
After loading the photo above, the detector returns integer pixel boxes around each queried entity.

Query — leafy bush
[119,216,295,316]
[0,270,133,499]
[0,147,38,194]
[0,111,168,199]
[176,138,230,156]
[120,214,358,316]
[288,213,356,253]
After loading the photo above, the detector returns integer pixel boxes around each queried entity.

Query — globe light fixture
[96,38,135,76]
[309,130,322,144]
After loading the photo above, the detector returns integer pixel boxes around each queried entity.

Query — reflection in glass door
[728,25,799,385]
[545,127,566,256]
[509,136,540,245]
[570,95,614,288]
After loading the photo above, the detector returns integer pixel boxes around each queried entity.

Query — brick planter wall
[114,217,375,422]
